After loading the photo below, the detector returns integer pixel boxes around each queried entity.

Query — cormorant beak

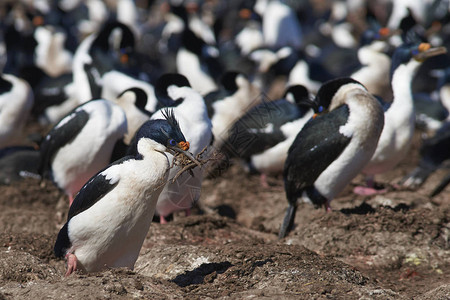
[120,53,129,64]
[33,16,44,26]
[178,141,189,151]
[169,142,202,167]
[239,8,252,19]
[414,43,447,62]
[301,99,324,120]
[377,27,390,40]
[377,27,400,40]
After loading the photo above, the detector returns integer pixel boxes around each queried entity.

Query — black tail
[430,171,450,197]
[278,203,297,239]
[54,222,71,258]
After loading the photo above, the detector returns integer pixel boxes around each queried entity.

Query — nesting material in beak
[169,143,202,168]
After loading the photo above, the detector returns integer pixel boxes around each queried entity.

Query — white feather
[313,84,384,200]
[0,74,34,148]
[362,59,420,176]
[176,48,218,95]
[151,85,212,217]
[67,139,169,272]
[51,100,127,197]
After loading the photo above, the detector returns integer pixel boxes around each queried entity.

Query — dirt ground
[0,119,449,300]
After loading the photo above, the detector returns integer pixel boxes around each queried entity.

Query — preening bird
[150,73,212,223]
[354,42,447,195]
[111,87,153,145]
[72,21,136,104]
[54,110,198,276]
[34,25,73,77]
[221,85,312,180]
[279,78,385,238]
[38,99,127,205]
[350,27,392,99]
[166,3,222,95]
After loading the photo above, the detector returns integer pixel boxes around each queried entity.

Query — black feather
[283,104,351,206]
[67,155,135,220]
[38,108,90,180]
[54,222,70,258]
[161,108,180,131]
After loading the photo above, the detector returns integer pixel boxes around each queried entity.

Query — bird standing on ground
[150,73,212,223]
[279,78,385,238]
[54,110,199,276]
[354,42,447,195]
[38,99,127,206]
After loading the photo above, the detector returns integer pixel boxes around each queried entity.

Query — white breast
[315,87,384,199]
[68,150,169,272]
[176,49,217,95]
[0,75,34,148]
[52,101,127,196]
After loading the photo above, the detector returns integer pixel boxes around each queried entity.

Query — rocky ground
[0,120,449,299]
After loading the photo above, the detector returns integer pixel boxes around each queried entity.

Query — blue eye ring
[169,139,177,146]
[318,106,324,113]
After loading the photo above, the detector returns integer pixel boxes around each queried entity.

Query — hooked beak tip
[178,141,190,151]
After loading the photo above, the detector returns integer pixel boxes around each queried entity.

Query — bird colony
[0,0,449,298]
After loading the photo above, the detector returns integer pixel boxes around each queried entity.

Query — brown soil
[0,121,449,299]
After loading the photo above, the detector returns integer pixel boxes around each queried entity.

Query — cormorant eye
[169,139,177,146]
[318,106,324,113]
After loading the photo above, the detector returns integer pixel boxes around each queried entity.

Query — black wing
[55,155,133,258]
[67,155,133,220]
[223,100,301,159]
[283,105,351,203]
[83,62,103,99]
[239,99,301,130]
[38,108,89,179]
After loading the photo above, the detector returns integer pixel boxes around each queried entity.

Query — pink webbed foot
[160,215,168,224]
[353,186,388,196]
[353,175,388,195]
[65,253,78,277]
[260,173,270,188]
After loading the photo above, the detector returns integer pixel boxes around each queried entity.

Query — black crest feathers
[162,108,180,130]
